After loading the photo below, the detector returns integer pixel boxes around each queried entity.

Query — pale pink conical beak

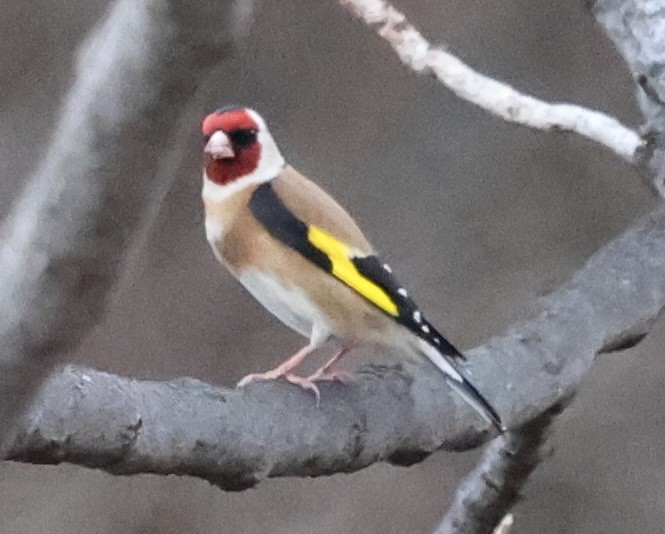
[204,131,235,159]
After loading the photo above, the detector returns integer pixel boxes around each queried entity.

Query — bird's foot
[308,368,353,383]
[237,370,321,405]
[306,347,353,384]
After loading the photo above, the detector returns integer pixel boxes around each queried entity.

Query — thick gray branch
[0,1,253,448]
[5,202,665,489]
[436,407,560,534]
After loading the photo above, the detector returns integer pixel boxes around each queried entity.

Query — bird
[200,105,505,432]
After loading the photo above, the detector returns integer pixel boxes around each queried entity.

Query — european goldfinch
[201,106,504,432]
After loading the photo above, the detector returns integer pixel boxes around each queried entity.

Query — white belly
[237,268,332,346]
[205,218,225,262]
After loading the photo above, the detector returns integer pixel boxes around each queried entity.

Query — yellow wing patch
[307,225,399,316]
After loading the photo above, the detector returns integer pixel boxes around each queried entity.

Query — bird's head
[201,106,284,188]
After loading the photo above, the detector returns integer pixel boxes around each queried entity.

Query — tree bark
[0,0,254,449]
[6,201,665,489]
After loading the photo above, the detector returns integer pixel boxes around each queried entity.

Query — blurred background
[1,0,663,532]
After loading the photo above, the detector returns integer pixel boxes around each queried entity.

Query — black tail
[444,371,505,432]
[416,338,505,432]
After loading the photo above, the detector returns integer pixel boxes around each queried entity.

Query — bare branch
[591,0,665,195]
[2,3,663,533]
[435,407,560,534]
[5,202,665,488]
[335,2,665,530]
[338,0,643,163]
[0,0,253,448]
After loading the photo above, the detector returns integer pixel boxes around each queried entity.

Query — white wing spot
[397,288,408,297]
[383,263,392,273]
[413,310,422,323]
[434,338,441,345]
[422,324,430,334]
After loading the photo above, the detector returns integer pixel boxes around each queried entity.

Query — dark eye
[228,128,258,149]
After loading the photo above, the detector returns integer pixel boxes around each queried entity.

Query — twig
[339,0,643,164]
[435,407,559,534]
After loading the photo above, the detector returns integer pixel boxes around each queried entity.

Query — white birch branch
[338,0,644,164]
[0,0,253,449]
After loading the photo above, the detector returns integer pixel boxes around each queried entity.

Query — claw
[306,347,353,385]
[237,371,321,405]
[282,373,321,406]
[308,369,353,383]
[237,369,280,388]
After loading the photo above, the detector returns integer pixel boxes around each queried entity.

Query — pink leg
[308,347,353,382]
[237,344,321,400]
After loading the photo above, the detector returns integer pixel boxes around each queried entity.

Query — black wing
[352,255,466,360]
[249,182,465,361]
